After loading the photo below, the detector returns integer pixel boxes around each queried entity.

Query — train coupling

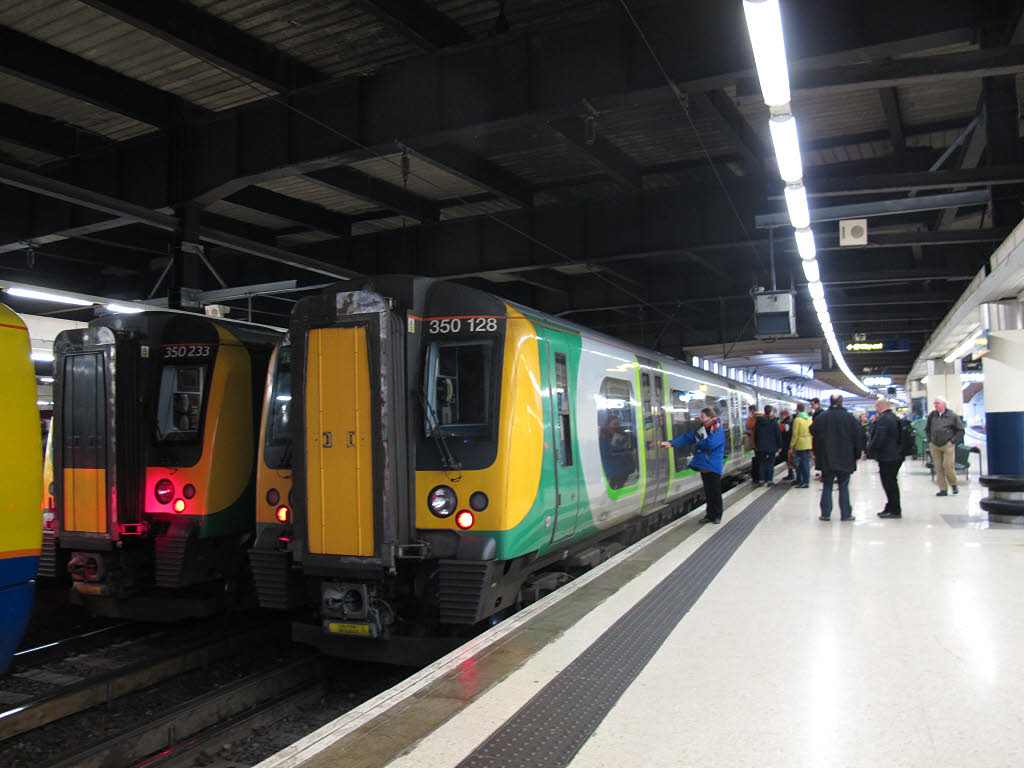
[320,582,388,639]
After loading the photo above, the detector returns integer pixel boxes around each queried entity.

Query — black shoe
[878,511,902,519]
[796,483,808,488]
[698,516,715,524]
[766,481,775,487]
[936,490,948,497]
[818,515,830,521]
[952,485,959,495]
[841,516,855,522]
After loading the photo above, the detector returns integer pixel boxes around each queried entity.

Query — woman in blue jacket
[662,407,726,524]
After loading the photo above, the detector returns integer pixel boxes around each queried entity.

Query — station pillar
[979,301,1024,523]
[924,359,963,415]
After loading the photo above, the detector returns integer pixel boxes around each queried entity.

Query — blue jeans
[820,470,852,519]
[795,450,811,485]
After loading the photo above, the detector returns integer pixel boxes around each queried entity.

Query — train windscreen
[155,365,206,442]
[263,346,292,469]
[424,340,494,438]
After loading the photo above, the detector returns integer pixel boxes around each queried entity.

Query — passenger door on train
[60,351,109,535]
[638,360,669,511]
[545,337,579,542]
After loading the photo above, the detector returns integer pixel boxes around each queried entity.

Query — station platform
[258,459,1024,768]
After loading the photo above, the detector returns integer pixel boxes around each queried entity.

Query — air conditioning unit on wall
[839,218,868,246]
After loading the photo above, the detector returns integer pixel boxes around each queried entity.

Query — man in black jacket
[809,395,864,521]
[868,397,903,518]
[754,405,782,486]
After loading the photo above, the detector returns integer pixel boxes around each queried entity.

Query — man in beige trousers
[926,396,965,497]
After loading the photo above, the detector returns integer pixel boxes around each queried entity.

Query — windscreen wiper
[418,389,462,481]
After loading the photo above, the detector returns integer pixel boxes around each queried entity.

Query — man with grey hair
[926,396,965,496]
[868,397,904,518]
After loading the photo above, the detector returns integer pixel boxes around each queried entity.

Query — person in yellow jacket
[790,402,813,487]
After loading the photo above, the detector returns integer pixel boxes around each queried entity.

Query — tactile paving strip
[456,484,789,768]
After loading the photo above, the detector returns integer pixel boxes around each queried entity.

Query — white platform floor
[267,459,1024,768]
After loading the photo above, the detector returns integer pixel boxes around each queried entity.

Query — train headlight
[172,499,186,513]
[469,491,488,511]
[455,510,475,529]
[266,488,280,506]
[427,485,458,518]
[276,505,290,523]
[154,479,174,505]
[183,484,196,500]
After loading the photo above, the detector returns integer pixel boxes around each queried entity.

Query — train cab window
[424,341,493,437]
[554,352,572,467]
[597,378,637,489]
[156,365,206,441]
[61,352,106,469]
[264,347,291,469]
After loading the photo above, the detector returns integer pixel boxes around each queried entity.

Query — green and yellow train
[251,277,793,661]
[49,311,279,619]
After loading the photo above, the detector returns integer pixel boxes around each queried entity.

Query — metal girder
[821,268,977,286]
[691,90,767,175]
[802,166,1024,197]
[304,166,440,223]
[0,104,110,158]
[737,45,1024,98]
[814,228,1011,250]
[935,116,987,230]
[0,161,355,279]
[402,145,534,208]
[548,117,642,190]
[755,190,990,228]
[226,187,352,239]
[879,88,905,155]
[351,0,472,51]
[75,0,323,93]
[0,27,201,128]
[983,75,1022,226]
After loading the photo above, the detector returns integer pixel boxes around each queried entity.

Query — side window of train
[669,389,702,473]
[711,393,730,458]
[597,378,637,490]
[425,340,493,437]
[157,365,205,441]
[554,352,572,467]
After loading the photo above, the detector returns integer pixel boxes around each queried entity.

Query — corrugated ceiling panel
[351,215,408,236]
[440,198,521,221]
[489,141,609,185]
[898,80,980,125]
[436,0,610,36]
[258,177,381,215]
[0,137,58,167]
[0,0,269,114]
[204,200,296,230]
[0,72,153,141]
[194,0,420,80]
[598,99,736,166]
[277,230,339,246]
[350,152,484,200]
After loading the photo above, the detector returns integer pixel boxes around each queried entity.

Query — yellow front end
[414,308,544,544]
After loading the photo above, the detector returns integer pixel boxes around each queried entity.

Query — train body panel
[0,303,43,673]
[264,277,801,656]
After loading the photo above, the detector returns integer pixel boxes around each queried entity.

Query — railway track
[0,620,292,755]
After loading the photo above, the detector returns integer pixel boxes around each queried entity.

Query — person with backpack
[867,397,904,518]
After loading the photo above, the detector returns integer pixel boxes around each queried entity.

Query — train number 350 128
[428,317,498,334]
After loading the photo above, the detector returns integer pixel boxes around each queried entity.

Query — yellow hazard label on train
[326,622,372,637]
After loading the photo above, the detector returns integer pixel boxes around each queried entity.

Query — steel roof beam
[737,45,1024,98]
[548,117,642,191]
[76,0,322,93]
[756,190,991,228]
[303,166,441,223]
[878,87,906,155]
[690,90,767,175]
[0,27,201,128]
[0,104,110,159]
[402,145,534,208]
[351,0,472,51]
[226,187,352,239]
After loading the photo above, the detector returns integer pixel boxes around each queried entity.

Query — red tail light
[455,510,475,529]
[276,505,290,523]
[154,479,174,504]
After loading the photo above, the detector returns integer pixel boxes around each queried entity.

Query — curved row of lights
[742,0,869,395]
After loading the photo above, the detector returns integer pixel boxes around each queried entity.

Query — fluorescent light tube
[31,351,55,362]
[784,184,810,229]
[742,0,791,107]
[808,281,825,300]
[769,114,803,183]
[795,227,816,260]
[801,258,820,282]
[105,303,145,314]
[7,287,93,306]
[812,297,827,313]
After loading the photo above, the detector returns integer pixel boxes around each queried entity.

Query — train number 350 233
[428,317,498,334]
[163,344,213,359]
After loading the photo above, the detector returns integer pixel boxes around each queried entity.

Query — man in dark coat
[809,396,823,478]
[754,404,782,486]
[809,395,864,521]
[867,397,904,518]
